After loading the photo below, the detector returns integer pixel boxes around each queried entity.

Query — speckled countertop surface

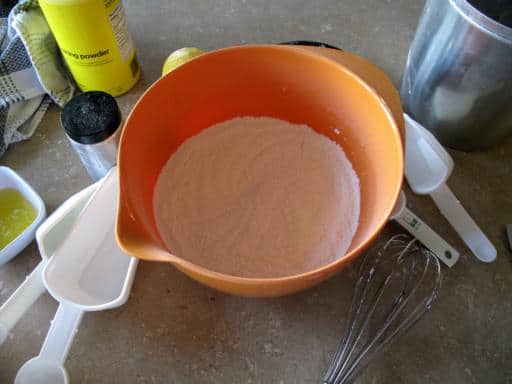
[1,1,511,383]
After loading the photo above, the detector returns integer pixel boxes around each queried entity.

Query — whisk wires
[323,235,442,384]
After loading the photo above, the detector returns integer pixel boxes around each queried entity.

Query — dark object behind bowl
[468,0,512,28]
[280,40,342,50]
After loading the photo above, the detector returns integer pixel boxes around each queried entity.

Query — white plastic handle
[15,303,82,384]
[431,183,497,263]
[0,261,46,344]
[39,302,84,364]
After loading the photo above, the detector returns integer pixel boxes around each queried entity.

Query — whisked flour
[153,117,360,278]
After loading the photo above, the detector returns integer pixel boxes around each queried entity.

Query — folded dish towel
[0,0,75,158]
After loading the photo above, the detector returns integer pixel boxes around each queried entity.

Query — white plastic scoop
[391,190,459,267]
[15,167,138,384]
[0,183,97,345]
[404,114,496,263]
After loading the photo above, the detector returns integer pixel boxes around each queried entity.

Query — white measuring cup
[404,114,496,263]
[0,183,97,345]
[15,167,138,384]
[391,190,459,267]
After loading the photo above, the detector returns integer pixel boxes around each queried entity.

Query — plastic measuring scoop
[404,114,497,263]
[15,167,138,384]
[391,190,459,267]
[0,183,97,345]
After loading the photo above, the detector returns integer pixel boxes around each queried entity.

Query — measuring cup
[15,168,138,384]
[404,114,496,263]
[0,183,97,345]
[391,190,459,267]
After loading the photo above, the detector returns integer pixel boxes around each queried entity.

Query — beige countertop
[1,1,511,383]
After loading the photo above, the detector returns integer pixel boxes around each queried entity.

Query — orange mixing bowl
[116,45,403,297]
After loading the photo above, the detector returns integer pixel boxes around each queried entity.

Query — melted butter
[0,188,37,249]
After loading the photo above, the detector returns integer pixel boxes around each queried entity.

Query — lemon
[161,47,204,76]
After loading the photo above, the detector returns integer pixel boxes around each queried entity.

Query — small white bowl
[0,166,46,265]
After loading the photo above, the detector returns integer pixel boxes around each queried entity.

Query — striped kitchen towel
[0,0,75,158]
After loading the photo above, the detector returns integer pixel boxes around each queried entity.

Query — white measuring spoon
[15,168,138,384]
[0,183,97,345]
[404,114,496,263]
[391,190,459,267]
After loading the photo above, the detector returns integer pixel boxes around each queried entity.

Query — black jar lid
[61,91,121,145]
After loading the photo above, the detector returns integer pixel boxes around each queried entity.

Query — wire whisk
[323,234,442,384]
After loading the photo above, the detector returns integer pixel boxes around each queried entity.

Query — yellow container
[39,0,140,96]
